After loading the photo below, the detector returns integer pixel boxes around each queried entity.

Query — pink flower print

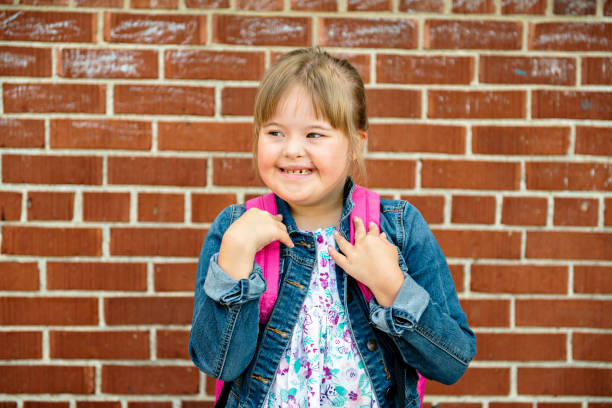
[304,360,313,379]
[328,309,339,325]
[317,234,324,244]
[320,257,327,268]
[344,329,352,343]
[323,366,333,380]
[320,271,329,289]
[349,390,358,401]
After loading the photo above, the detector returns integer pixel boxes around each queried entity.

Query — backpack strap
[349,185,380,303]
[245,192,279,323]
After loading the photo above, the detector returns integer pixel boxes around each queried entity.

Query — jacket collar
[275,177,356,239]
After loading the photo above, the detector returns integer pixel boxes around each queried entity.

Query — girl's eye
[268,131,283,137]
[307,133,323,139]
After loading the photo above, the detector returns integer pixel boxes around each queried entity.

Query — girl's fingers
[333,230,352,254]
[353,216,366,240]
[368,221,380,235]
[327,246,348,270]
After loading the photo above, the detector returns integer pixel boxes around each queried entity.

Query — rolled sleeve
[369,274,430,335]
[203,253,267,305]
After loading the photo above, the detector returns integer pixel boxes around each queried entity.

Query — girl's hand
[218,209,294,281]
[328,217,404,307]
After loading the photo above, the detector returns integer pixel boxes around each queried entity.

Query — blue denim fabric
[189,178,476,408]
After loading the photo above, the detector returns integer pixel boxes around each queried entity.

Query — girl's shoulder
[209,203,247,231]
[380,197,424,220]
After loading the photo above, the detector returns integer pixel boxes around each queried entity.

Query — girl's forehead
[272,84,327,123]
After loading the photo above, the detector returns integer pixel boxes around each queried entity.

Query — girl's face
[257,83,353,213]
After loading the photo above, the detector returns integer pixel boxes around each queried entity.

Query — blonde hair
[253,47,368,179]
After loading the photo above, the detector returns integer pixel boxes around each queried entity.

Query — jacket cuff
[203,253,267,305]
[369,274,430,335]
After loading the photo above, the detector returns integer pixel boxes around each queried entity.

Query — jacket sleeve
[189,204,264,381]
[369,203,476,385]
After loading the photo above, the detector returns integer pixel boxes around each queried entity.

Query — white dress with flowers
[263,226,379,408]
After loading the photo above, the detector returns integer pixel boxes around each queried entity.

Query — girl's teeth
[285,169,311,174]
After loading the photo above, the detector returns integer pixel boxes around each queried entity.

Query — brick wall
[0,0,611,406]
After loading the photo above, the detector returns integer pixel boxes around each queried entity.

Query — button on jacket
[189,178,476,408]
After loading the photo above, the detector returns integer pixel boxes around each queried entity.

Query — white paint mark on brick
[64,50,144,77]
[0,51,36,68]
[535,29,610,49]
[234,20,305,44]
[111,19,197,43]
[171,50,249,67]
[1,14,82,39]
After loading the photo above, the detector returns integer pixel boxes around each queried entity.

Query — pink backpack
[215,185,426,407]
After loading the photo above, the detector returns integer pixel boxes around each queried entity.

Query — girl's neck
[289,199,344,232]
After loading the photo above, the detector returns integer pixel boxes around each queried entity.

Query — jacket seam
[414,324,470,366]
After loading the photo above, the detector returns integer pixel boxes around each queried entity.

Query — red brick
[427,367,509,395]
[0,331,42,359]
[533,90,612,120]
[102,365,198,394]
[0,262,38,291]
[575,126,612,156]
[183,400,214,408]
[77,402,121,408]
[516,299,612,328]
[138,193,184,222]
[582,57,612,85]
[475,332,566,361]
[0,366,95,394]
[47,262,147,291]
[114,85,214,116]
[528,231,611,260]
[104,13,206,44]
[538,404,581,408]
[158,122,252,152]
[452,0,494,13]
[131,0,178,7]
[363,160,415,188]
[471,264,567,294]
[554,0,596,14]
[0,297,98,325]
[432,229,521,259]
[2,226,101,257]
[157,330,189,359]
[472,126,569,155]
[237,0,282,9]
[366,89,421,118]
[451,195,496,224]
[105,297,193,325]
[422,160,520,190]
[428,90,525,119]
[606,0,612,15]
[377,54,473,84]
[369,124,465,154]
[192,193,236,223]
[0,46,51,76]
[128,403,171,408]
[425,20,522,50]
[83,192,130,222]
[400,195,445,225]
[292,0,336,10]
[165,50,264,81]
[399,0,443,12]
[0,119,44,148]
[554,197,598,226]
[2,155,102,185]
[213,15,309,46]
[529,23,612,51]
[526,162,612,191]
[0,192,22,221]
[3,83,105,113]
[0,11,96,42]
[574,265,612,294]
[320,18,417,49]
[75,0,122,5]
[573,332,612,361]
[449,264,465,293]
[480,56,575,85]
[108,157,206,186]
[213,158,263,187]
[27,191,74,221]
[154,263,197,292]
[347,0,390,11]
[110,227,205,257]
[51,119,152,150]
[221,87,257,116]
[21,0,69,4]
[501,0,545,14]
[59,48,158,78]
[518,367,612,396]
[50,330,149,359]
[436,404,481,408]
[185,0,228,8]
[607,197,612,226]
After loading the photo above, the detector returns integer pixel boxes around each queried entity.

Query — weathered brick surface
[1,3,610,406]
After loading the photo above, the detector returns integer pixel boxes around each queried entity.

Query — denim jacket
[189,178,476,408]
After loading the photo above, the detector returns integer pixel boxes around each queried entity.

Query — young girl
[189,47,476,408]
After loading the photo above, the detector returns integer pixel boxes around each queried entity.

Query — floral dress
[263,226,379,408]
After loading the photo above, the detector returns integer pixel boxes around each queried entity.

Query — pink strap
[349,185,380,303]
[245,193,279,323]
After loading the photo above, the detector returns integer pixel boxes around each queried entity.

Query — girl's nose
[283,135,305,158]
